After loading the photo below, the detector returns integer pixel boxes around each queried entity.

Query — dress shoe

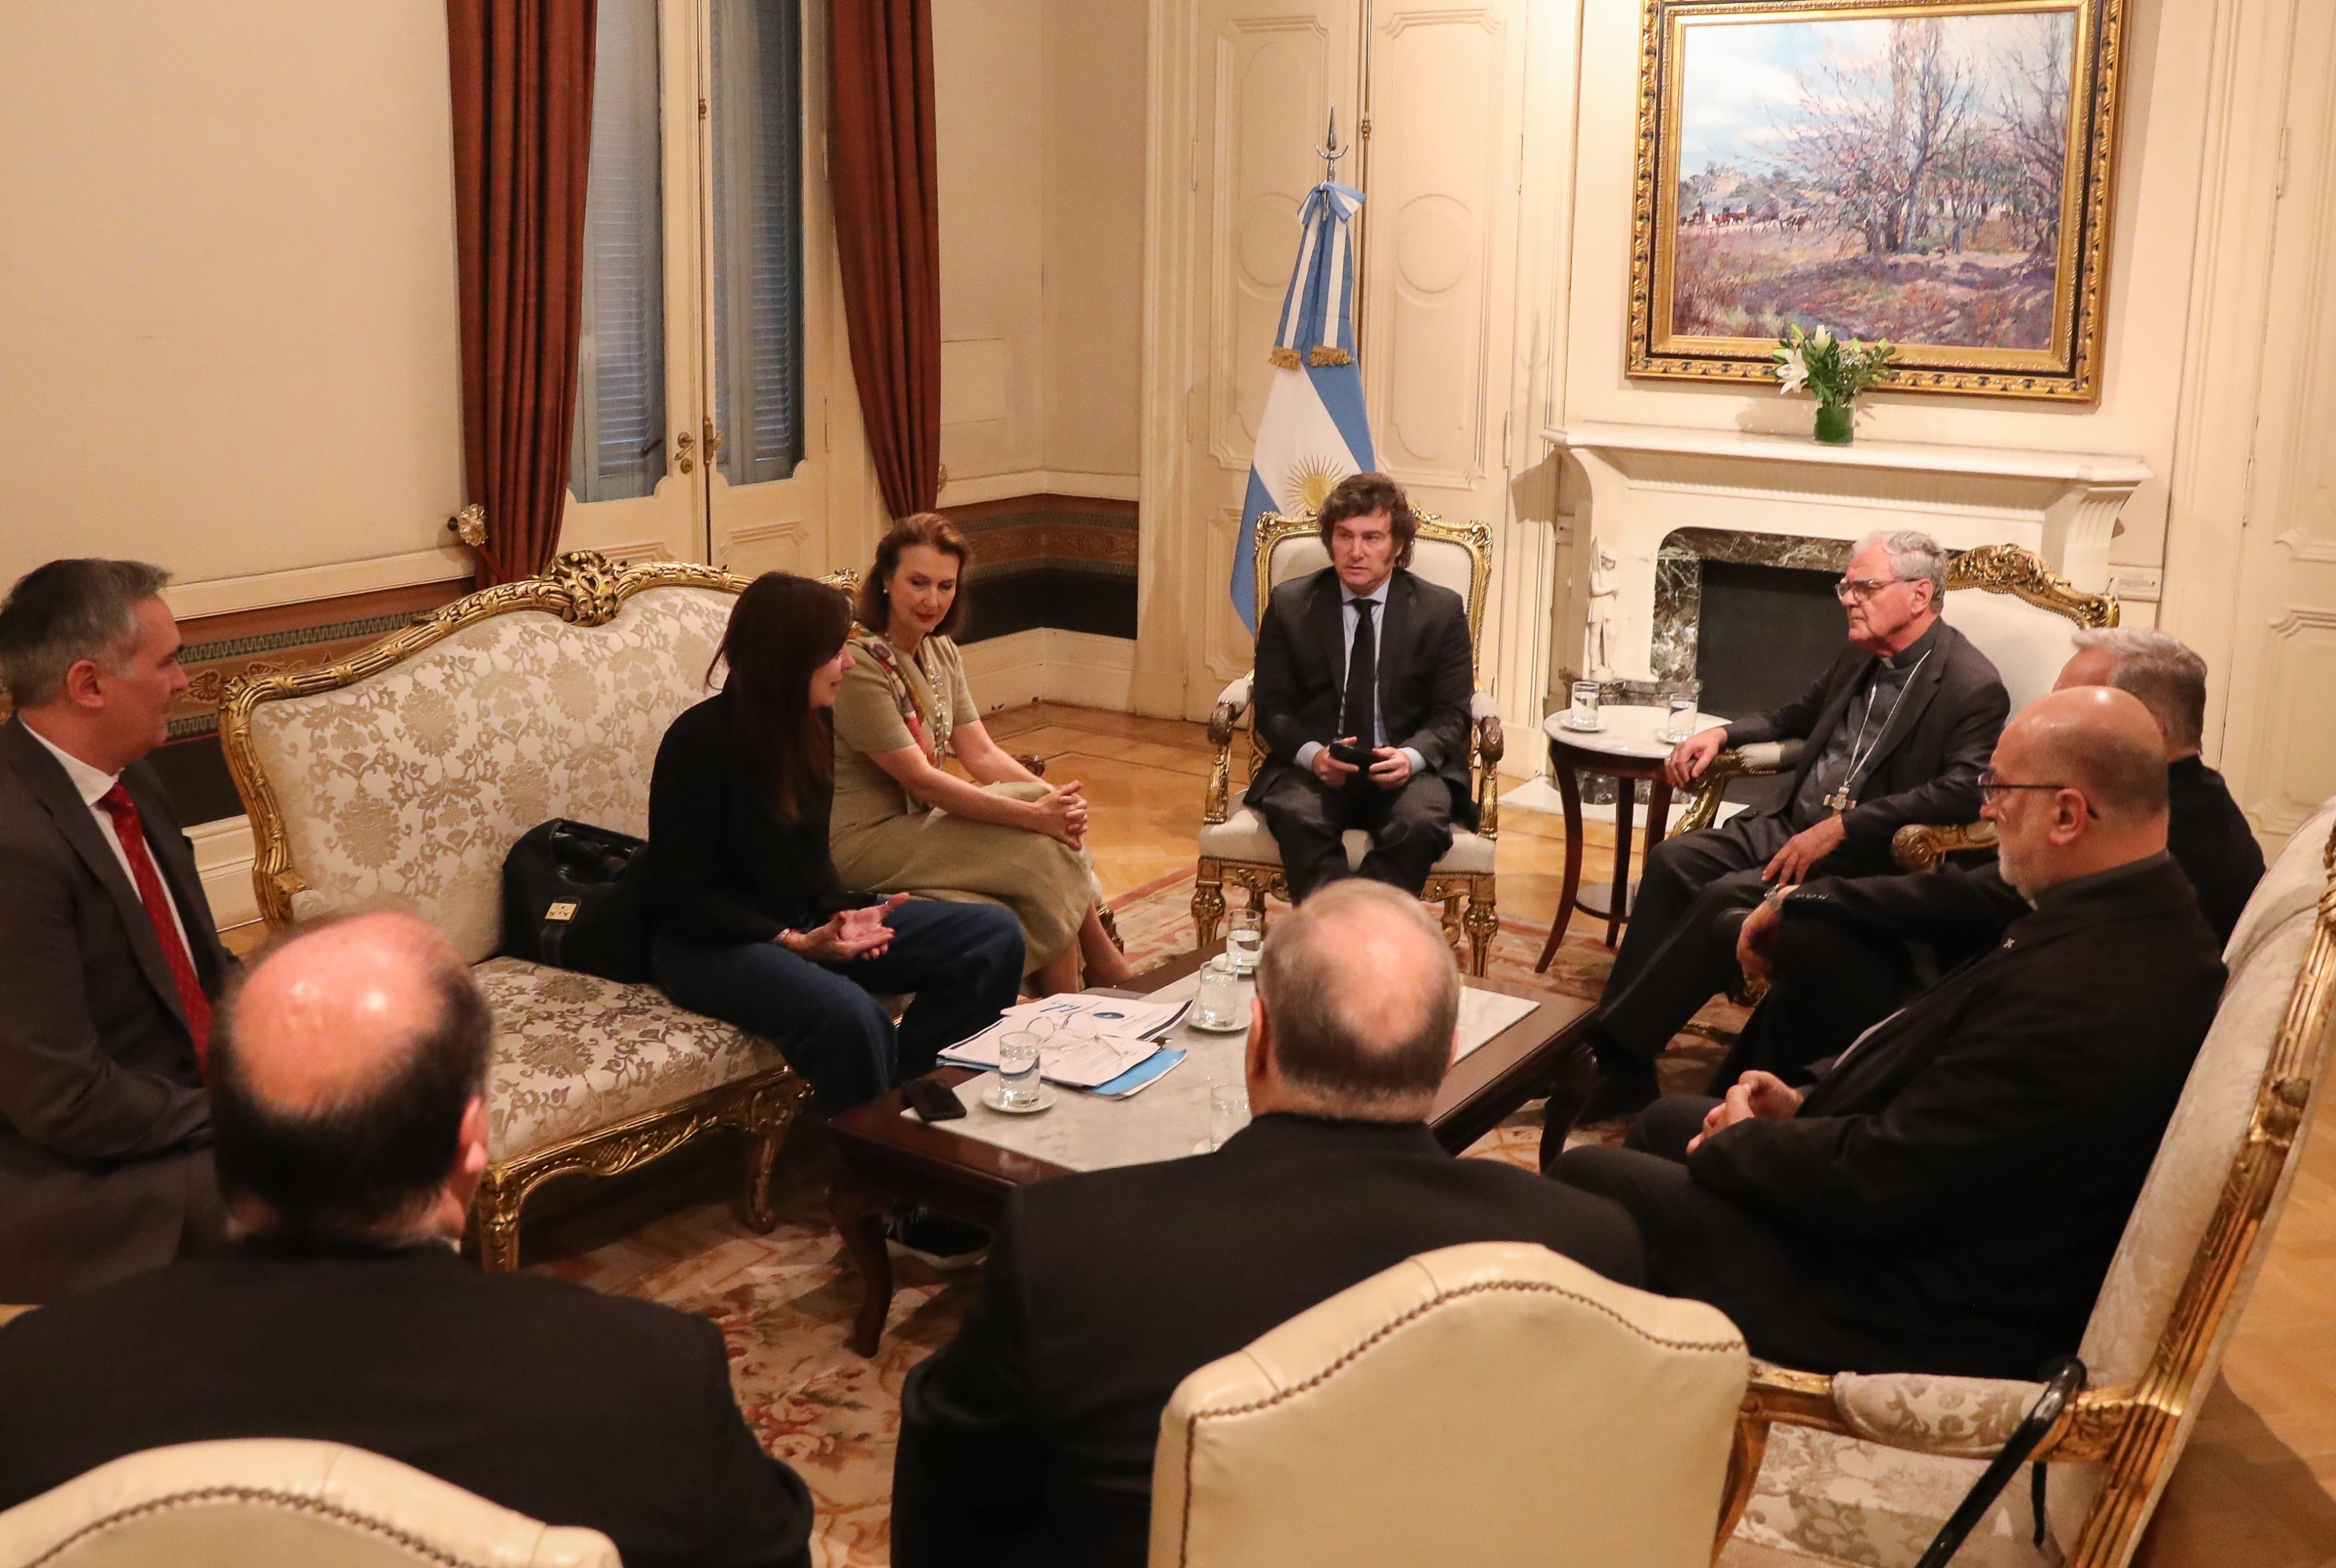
[1576,1056,1660,1125]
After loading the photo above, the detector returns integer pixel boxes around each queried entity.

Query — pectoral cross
[1825,785,1854,814]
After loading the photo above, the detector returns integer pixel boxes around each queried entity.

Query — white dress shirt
[1293,577,1429,780]
[24,722,194,951]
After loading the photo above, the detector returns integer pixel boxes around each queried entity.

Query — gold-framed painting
[1626,0,2128,402]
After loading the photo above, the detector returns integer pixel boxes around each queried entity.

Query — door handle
[674,432,695,474]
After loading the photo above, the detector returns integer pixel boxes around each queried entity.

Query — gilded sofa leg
[1463,887,1498,977]
[473,1167,524,1273]
[1192,861,1228,948]
[1714,1410,1771,1560]
[1097,901,1126,954]
[1439,892,1465,954]
[738,1076,810,1234]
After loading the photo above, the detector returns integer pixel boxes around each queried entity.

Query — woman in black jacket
[649,573,1025,1112]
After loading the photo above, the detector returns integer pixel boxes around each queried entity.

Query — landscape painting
[1628,0,2126,401]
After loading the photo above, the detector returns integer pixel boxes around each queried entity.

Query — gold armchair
[1676,544,2120,860]
[1716,806,2336,1565]
[1193,511,1506,974]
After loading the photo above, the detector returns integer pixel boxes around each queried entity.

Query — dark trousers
[1252,765,1454,901]
[654,899,1026,1114]
[1596,814,1796,1062]
[1711,917,1921,1091]
[1552,1096,1888,1373]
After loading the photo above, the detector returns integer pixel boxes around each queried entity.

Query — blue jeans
[653,900,1025,1113]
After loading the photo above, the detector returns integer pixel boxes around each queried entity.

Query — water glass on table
[1660,679,1702,744]
[1207,1082,1251,1151]
[996,1030,1044,1109]
[1567,680,1601,731]
[1225,909,1263,976]
[1193,956,1244,1031]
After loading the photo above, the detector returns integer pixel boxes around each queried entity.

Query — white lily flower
[1777,348,1809,396]
[1812,324,1833,350]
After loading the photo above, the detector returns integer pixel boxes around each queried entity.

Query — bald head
[1987,687,2171,898]
[213,913,492,1237]
[1252,881,1459,1120]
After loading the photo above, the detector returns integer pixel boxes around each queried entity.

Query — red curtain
[446,0,598,587]
[830,0,942,520]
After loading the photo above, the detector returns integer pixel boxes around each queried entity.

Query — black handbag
[499,819,655,984]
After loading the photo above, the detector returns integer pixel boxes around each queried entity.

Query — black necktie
[1341,599,1376,749]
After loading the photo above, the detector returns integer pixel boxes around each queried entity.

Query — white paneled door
[2217,0,2336,852]
[1148,0,1534,719]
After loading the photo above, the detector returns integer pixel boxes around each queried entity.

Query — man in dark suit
[1579,530,2010,1122]
[1716,629,2265,1086]
[0,559,234,1303]
[1246,471,1475,900]
[0,912,813,1568]
[1553,688,2227,1378]
[891,880,1644,1568]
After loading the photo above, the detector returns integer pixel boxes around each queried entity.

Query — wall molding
[958,628,1138,712]
[939,469,1141,507]
[192,814,260,935]
[162,544,473,620]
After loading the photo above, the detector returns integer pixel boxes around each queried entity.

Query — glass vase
[1814,402,1855,445]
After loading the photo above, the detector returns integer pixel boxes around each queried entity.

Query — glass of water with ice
[1225,909,1263,976]
[1207,1081,1251,1151]
[1660,679,1702,744]
[1193,956,1243,1031]
[996,1029,1043,1109]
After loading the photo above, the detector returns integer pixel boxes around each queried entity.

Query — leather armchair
[1150,1241,1747,1568]
[0,1438,618,1567]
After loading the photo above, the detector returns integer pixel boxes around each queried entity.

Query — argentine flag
[1232,181,1376,633]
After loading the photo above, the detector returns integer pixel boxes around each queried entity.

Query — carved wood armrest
[1204,673,1255,826]
[1470,692,1503,839]
[1677,739,1805,835]
[1892,818,1998,871]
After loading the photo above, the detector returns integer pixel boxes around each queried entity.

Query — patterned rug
[531,872,1745,1567]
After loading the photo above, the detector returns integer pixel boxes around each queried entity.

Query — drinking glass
[1568,680,1601,730]
[1193,956,1242,1031]
[996,1030,1043,1108]
[1660,679,1702,744]
[1207,1082,1252,1151]
[1224,909,1263,976]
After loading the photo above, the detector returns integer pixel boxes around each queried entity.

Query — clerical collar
[1875,616,1942,671]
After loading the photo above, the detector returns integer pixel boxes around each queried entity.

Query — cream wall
[934,0,1146,503]
[0,3,471,615]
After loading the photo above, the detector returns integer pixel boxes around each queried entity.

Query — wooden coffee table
[826,944,1595,1355]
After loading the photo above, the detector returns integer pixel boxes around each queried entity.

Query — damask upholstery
[244,584,732,964]
[475,958,786,1164]
[1151,1242,1746,1568]
[1727,797,2336,1568]
[0,1438,618,1567]
[1938,584,2085,716]
[223,560,812,1269]
[1195,806,1497,876]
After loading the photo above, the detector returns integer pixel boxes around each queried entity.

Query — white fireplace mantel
[1546,421,2151,681]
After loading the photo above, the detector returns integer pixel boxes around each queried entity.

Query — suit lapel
[1788,649,1872,795]
[1857,625,1952,784]
[126,764,224,987]
[1,721,191,1033]
[1377,572,1413,709]
[1308,572,1347,702]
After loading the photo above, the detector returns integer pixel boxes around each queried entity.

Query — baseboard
[163,546,473,620]
[190,814,261,936]
[960,629,1136,714]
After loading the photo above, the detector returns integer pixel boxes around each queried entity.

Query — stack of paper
[939,992,1193,1095]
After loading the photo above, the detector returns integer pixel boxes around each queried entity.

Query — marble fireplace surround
[1550,422,2151,684]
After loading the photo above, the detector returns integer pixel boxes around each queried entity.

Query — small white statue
[1584,544,1620,679]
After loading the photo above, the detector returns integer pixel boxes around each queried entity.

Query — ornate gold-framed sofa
[1679,543,2120,844]
[1193,511,1506,974]
[1716,800,2336,1567]
[218,552,816,1269]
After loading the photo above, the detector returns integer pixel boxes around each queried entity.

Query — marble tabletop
[922,969,1538,1175]
[1544,703,1727,761]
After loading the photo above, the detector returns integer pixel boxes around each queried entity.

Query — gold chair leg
[1463,885,1498,977]
[473,1168,524,1273]
[1193,861,1228,947]
[1714,1410,1771,1561]
[737,1078,808,1234]
[1439,892,1465,955]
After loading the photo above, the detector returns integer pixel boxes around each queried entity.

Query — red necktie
[97,783,213,1077]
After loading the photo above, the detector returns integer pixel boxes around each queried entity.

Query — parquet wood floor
[984,702,2336,1567]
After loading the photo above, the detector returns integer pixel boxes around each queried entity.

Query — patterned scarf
[849,631,956,809]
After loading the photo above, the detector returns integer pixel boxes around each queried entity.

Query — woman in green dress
[829,513,1135,996]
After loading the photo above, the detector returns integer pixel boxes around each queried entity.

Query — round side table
[1532,705,1725,972]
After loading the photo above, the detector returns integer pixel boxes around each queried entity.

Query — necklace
[1824,648,1931,814]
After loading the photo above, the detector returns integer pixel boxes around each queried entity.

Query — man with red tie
[0,559,233,1302]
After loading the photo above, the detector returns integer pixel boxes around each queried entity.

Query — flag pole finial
[1317,107,1346,184]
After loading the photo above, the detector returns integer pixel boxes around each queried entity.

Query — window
[570,0,669,503]
[711,0,806,486]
